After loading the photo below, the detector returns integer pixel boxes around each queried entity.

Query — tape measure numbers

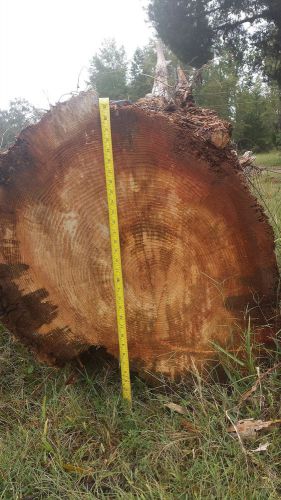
[99,98,132,403]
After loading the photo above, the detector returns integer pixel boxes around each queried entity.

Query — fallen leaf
[227,418,281,438]
[251,442,270,453]
[164,402,187,415]
[65,371,78,386]
[63,463,93,475]
[181,420,199,433]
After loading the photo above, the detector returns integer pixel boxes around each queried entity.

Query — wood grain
[0,91,278,376]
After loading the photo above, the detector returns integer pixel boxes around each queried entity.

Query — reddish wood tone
[0,91,278,376]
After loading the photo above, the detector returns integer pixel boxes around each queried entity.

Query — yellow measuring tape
[99,98,132,403]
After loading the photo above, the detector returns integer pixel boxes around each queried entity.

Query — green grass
[255,150,281,168]
[1,166,281,498]
[1,331,281,499]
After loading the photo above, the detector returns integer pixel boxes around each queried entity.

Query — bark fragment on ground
[0,90,278,377]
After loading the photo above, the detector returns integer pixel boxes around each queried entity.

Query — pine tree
[233,80,279,151]
[88,39,128,100]
[194,54,280,151]
[129,44,156,101]
[148,0,281,89]
[194,53,239,121]
[0,99,41,150]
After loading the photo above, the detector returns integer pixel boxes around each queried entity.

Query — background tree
[88,39,128,100]
[129,43,156,101]
[88,39,179,103]
[0,99,41,151]
[233,80,280,151]
[148,0,213,68]
[194,53,239,121]
[194,54,281,151]
[148,0,281,89]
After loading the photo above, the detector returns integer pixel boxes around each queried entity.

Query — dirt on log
[0,90,279,377]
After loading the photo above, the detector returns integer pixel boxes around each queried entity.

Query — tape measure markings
[99,98,132,403]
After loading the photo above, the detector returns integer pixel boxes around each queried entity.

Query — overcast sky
[0,0,153,109]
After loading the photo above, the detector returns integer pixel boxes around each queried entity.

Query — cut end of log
[0,91,279,377]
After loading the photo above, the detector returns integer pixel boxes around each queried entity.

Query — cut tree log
[0,90,279,377]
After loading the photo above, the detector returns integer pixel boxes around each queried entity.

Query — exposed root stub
[0,91,279,377]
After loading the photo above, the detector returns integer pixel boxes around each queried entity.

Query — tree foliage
[88,39,128,100]
[0,99,41,151]
[148,0,213,68]
[195,55,281,151]
[87,38,280,151]
[2,38,279,155]
[88,39,157,102]
[148,0,281,88]
[233,81,280,151]
[194,53,239,120]
[88,39,179,102]
[129,44,156,101]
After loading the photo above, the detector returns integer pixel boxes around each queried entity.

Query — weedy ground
[255,150,281,169]
[1,154,281,499]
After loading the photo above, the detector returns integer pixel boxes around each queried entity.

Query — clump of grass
[255,150,281,169]
[249,164,281,268]
[1,165,281,498]
[1,326,281,499]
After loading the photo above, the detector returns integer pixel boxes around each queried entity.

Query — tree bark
[151,39,170,99]
[0,90,278,377]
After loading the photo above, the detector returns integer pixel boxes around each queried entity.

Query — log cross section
[0,90,278,377]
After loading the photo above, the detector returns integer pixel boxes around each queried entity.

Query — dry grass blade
[62,463,93,475]
[239,361,281,405]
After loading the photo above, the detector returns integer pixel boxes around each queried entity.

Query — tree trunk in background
[151,40,170,99]
[0,90,278,377]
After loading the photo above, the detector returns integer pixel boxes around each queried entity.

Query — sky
[0,0,153,109]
